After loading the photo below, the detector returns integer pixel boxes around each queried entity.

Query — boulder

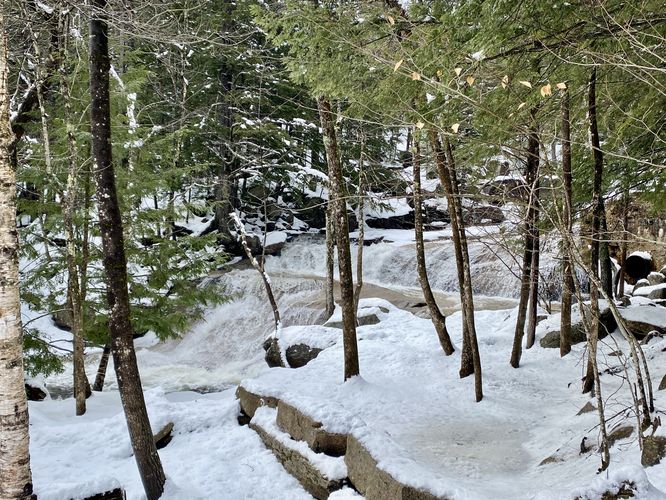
[633,279,650,293]
[463,205,505,224]
[647,272,665,286]
[625,253,655,285]
[52,307,73,331]
[285,344,323,369]
[83,489,126,500]
[300,197,327,229]
[648,285,666,301]
[619,306,666,338]
[262,337,283,368]
[641,436,666,467]
[540,307,617,348]
[366,212,414,230]
[153,422,174,450]
[25,383,47,401]
[325,312,381,330]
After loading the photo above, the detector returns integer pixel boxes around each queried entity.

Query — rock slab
[345,435,446,500]
[276,401,347,456]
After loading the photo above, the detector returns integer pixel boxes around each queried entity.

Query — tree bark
[89,2,166,498]
[443,137,482,401]
[560,89,573,357]
[413,133,454,355]
[511,116,539,368]
[0,17,35,498]
[93,343,111,392]
[317,97,360,381]
[526,175,540,349]
[353,133,365,316]
[325,202,335,319]
[60,22,88,414]
[584,67,607,394]
[428,131,470,368]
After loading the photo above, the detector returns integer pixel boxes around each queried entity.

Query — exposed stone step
[236,385,278,418]
[345,435,447,500]
[250,406,348,500]
[277,400,347,457]
[237,384,446,499]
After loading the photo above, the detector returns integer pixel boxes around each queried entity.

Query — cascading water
[44,231,563,395]
[265,234,529,298]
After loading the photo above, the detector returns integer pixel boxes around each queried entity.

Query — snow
[634,283,666,297]
[620,304,666,329]
[630,250,653,261]
[241,298,666,499]
[30,389,311,500]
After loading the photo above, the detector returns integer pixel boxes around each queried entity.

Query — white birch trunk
[0,17,35,498]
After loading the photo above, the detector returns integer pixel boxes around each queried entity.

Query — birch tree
[0,11,35,498]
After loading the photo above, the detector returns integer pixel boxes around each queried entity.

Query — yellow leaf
[518,102,526,110]
[466,75,475,86]
[556,82,567,90]
[451,123,460,133]
[454,67,462,76]
[519,80,532,88]
[540,83,552,97]
[416,121,425,129]
[387,15,395,25]
[436,69,443,78]
[411,72,421,81]
[394,59,403,72]
[501,75,509,89]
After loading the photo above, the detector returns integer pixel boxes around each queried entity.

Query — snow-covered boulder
[264,325,341,369]
[539,303,616,348]
[625,251,655,285]
[648,272,665,286]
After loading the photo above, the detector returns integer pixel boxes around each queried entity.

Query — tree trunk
[353,133,365,316]
[428,131,470,370]
[413,133,454,355]
[560,89,573,357]
[89,2,166,498]
[584,67,607,394]
[443,137,482,401]
[526,175,540,349]
[93,343,111,391]
[60,27,88,414]
[317,97,360,381]
[325,202,335,319]
[230,213,285,366]
[617,192,629,297]
[511,116,539,368]
[0,17,35,498]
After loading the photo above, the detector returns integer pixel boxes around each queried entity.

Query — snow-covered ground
[243,298,666,499]
[26,235,666,499]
